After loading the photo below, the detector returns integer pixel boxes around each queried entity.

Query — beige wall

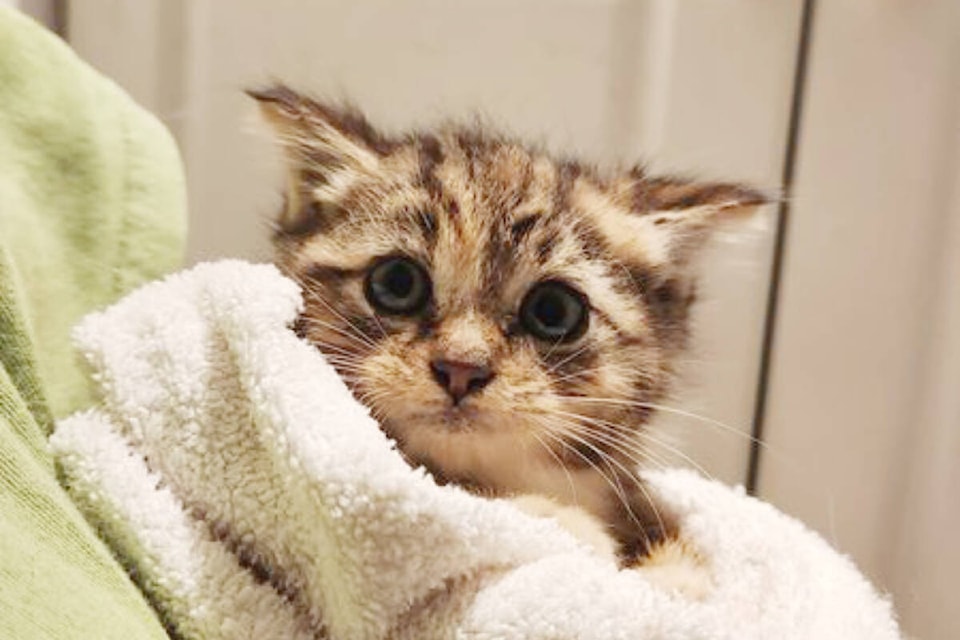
[758,3,960,637]
[65,1,959,637]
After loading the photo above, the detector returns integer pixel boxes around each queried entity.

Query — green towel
[0,8,186,639]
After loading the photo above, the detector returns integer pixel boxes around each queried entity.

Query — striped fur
[254,85,766,562]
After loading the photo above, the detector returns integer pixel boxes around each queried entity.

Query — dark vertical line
[746,0,817,495]
[51,0,67,38]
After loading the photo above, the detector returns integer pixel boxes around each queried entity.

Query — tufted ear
[583,171,772,270]
[248,84,394,235]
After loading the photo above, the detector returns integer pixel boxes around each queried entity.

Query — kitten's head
[253,85,766,505]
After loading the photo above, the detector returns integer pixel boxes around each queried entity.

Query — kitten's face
[255,86,764,515]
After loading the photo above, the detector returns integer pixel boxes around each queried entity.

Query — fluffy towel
[51,261,901,640]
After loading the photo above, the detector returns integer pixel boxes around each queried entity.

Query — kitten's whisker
[543,343,593,377]
[557,395,766,449]
[626,432,715,481]
[567,424,672,474]
[314,343,364,359]
[321,361,366,376]
[285,268,382,347]
[551,435,659,553]
[545,413,670,482]
[325,360,359,371]
[550,407,716,481]
[537,426,652,550]
[307,274,388,341]
[541,333,567,364]
[368,311,388,342]
[354,388,391,414]
[584,420,711,482]
[549,362,654,387]
[529,424,580,506]
[545,411,677,538]
[550,366,611,386]
[317,353,366,369]
[310,341,361,357]
[300,285,383,347]
[542,417,664,548]
[298,315,377,354]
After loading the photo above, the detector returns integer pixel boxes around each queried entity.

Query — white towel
[50,260,902,640]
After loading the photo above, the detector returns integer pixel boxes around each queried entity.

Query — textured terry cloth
[52,260,903,640]
[0,7,185,640]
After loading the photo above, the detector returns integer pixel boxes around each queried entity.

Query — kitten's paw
[509,494,618,562]
[631,538,712,600]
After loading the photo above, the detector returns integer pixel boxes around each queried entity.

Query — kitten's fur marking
[253,85,766,582]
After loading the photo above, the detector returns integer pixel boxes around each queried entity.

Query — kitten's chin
[383,412,619,523]
[382,410,551,488]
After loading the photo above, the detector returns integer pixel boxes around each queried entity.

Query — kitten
[251,85,766,580]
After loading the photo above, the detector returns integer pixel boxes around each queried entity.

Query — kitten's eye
[520,281,588,342]
[365,256,431,315]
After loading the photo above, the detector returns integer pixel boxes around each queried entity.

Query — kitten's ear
[588,172,772,268]
[248,84,392,234]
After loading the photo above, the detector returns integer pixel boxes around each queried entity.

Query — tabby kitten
[252,85,766,568]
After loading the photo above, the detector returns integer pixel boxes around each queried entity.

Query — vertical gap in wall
[746,0,817,495]
[51,0,66,37]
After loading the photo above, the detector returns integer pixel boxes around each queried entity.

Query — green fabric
[0,8,186,639]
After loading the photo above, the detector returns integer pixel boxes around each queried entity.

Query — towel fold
[51,260,901,639]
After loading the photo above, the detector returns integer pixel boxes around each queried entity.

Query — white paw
[509,494,618,562]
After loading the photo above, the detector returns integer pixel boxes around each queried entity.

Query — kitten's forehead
[427,134,546,310]
[427,132,543,225]
[290,129,654,338]
[294,129,609,299]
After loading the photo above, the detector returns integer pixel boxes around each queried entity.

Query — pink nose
[430,359,494,404]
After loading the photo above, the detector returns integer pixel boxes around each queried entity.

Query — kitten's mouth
[380,399,489,435]
[439,403,482,429]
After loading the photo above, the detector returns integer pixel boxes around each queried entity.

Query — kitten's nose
[430,359,494,404]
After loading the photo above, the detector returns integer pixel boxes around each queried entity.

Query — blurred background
[9,1,958,637]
